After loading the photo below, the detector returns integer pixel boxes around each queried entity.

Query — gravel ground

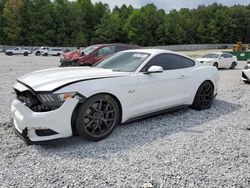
[0,52,250,188]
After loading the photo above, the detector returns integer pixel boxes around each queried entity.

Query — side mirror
[219,56,224,59]
[144,66,163,74]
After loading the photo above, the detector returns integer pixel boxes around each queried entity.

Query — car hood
[196,58,216,62]
[63,50,83,60]
[17,67,130,92]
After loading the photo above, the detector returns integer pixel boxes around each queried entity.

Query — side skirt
[123,105,190,124]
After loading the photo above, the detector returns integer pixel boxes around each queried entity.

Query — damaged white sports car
[11,49,219,144]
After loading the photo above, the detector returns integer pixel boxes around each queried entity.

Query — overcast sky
[91,0,250,11]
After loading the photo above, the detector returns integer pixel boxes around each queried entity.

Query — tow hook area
[15,127,32,145]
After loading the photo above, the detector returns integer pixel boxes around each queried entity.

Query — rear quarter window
[180,56,195,68]
[116,46,131,52]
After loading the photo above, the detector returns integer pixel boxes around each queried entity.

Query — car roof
[205,52,230,55]
[121,48,187,56]
[93,43,138,47]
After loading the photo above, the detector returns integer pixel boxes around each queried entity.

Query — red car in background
[60,43,139,66]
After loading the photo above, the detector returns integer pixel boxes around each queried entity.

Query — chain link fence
[0,44,233,52]
[146,44,233,51]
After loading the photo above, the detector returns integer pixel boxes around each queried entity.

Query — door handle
[178,75,185,79]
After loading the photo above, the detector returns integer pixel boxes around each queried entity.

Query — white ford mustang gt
[11,49,219,144]
[242,60,250,83]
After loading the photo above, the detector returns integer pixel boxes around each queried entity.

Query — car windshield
[94,52,150,72]
[202,54,219,58]
[82,45,98,55]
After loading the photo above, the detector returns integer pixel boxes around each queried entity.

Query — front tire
[43,53,48,56]
[75,94,120,141]
[230,62,237,69]
[192,81,214,110]
[23,52,28,56]
[213,62,218,68]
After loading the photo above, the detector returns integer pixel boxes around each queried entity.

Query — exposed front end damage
[11,82,79,144]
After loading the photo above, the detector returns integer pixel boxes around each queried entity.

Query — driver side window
[94,46,115,56]
[220,54,227,58]
[142,53,194,72]
[142,54,195,72]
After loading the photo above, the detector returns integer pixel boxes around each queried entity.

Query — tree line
[0,0,250,47]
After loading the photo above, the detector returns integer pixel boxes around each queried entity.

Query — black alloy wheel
[75,94,120,141]
[192,81,214,110]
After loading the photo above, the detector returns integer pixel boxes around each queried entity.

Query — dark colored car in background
[218,44,228,49]
[60,43,139,66]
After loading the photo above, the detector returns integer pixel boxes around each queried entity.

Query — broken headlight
[37,92,77,107]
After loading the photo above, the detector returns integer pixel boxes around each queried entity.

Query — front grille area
[15,89,58,112]
[15,89,39,108]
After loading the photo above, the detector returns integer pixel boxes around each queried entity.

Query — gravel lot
[0,52,250,188]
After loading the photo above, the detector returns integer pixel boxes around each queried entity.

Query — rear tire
[23,52,28,56]
[191,81,214,110]
[35,51,40,56]
[6,52,13,56]
[75,94,120,141]
[43,53,48,56]
[60,61,73,67]
[230,62,237,69]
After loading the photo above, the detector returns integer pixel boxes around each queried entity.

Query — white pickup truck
[5,47,31,56]
[34,47,63,56]
[34,47,50,56]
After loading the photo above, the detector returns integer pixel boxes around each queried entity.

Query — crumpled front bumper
[11,98,79,145]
